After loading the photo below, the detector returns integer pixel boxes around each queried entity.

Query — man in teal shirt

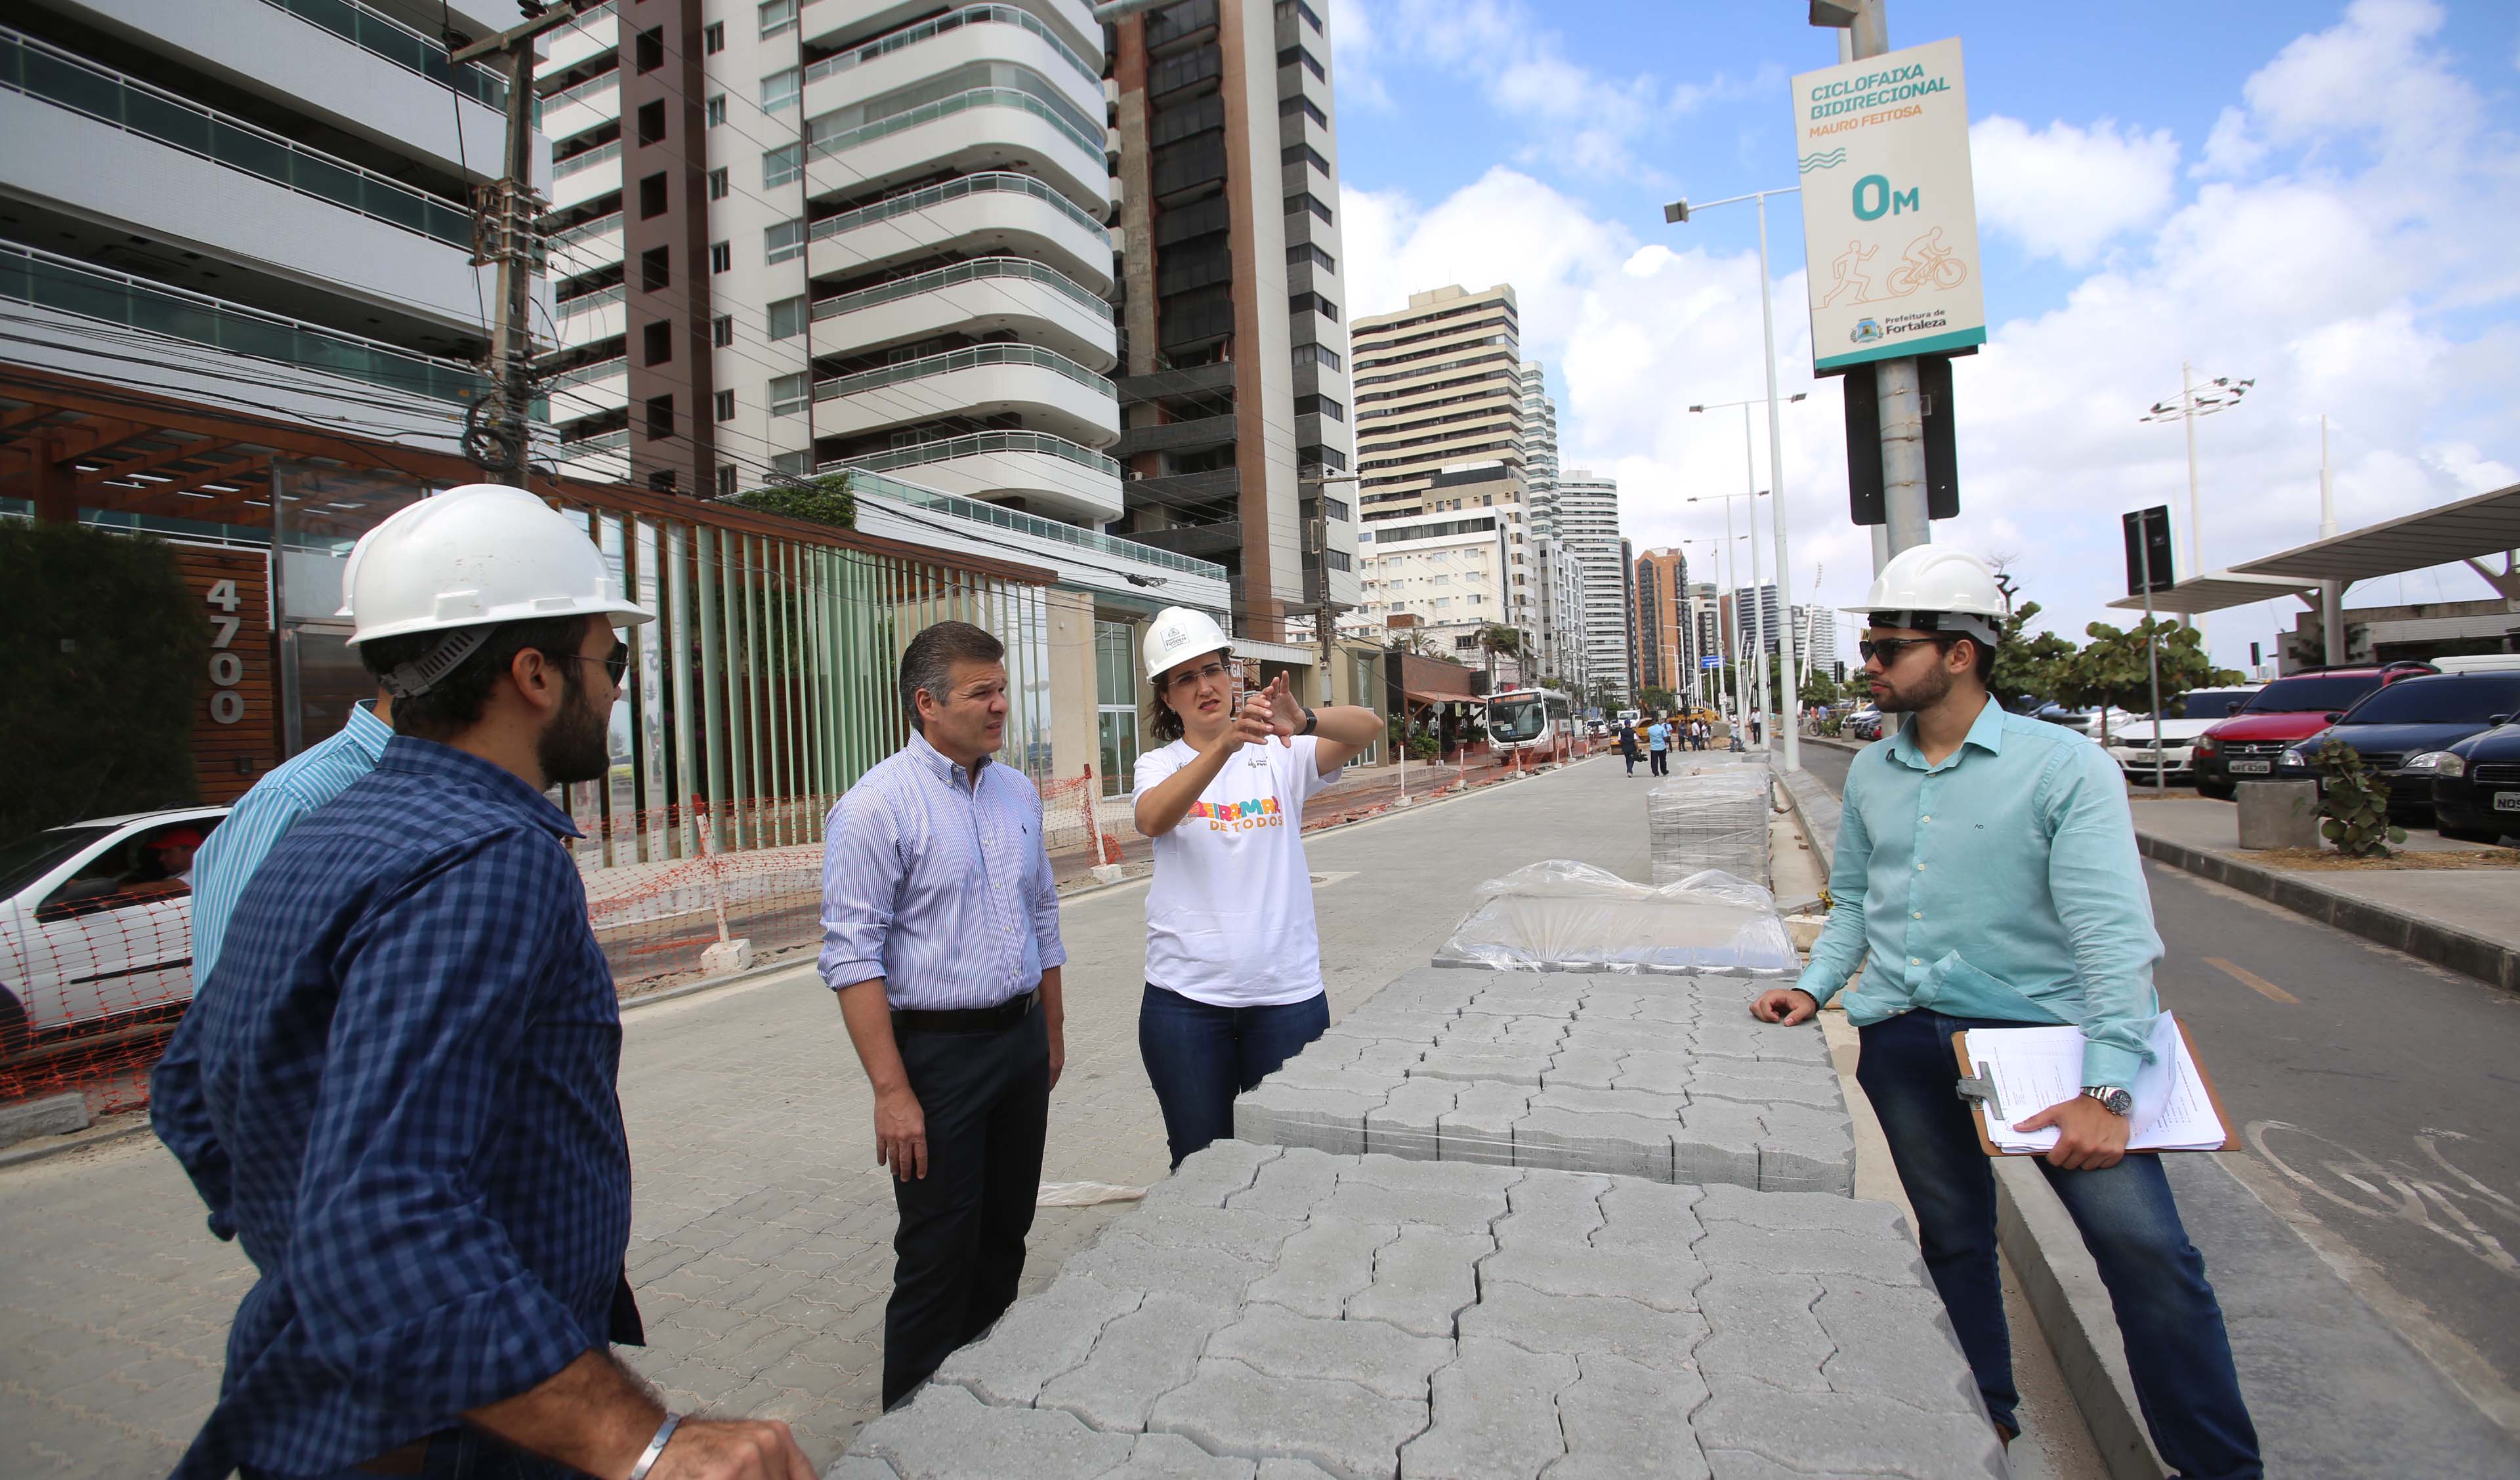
[1754,547,2258,1477]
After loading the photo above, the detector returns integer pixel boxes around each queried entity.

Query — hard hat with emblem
[1844,545,2007,648]
[1141,606,1231,683]
[343,483,654,698]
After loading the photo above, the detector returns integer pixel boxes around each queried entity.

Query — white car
[0,807,228,1051]
[2101,686,2263,780]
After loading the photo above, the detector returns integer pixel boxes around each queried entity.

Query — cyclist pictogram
[1883,226,1969,295]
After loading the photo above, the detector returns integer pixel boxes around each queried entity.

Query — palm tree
[1476,623,1523,688]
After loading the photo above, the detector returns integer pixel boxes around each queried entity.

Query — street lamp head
[1788,392,1808,403]
[1664,199,1690,224]
[1687,404,1706,413]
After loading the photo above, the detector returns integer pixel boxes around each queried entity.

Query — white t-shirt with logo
[1135,733,1343,1007]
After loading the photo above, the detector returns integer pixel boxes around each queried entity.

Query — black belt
[892,988,1038,1035]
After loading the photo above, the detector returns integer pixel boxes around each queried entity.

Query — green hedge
[0,524,207,840]
[724,472,857,530]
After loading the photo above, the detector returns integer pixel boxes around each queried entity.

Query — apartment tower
[535,0,1125,520]
[1350,283,1526,523]
[1632,546,1694,699]
[1105,0,1359,641]
[1553,468,1630,703]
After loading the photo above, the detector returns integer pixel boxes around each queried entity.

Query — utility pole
[451,2,604,482]
[2320,413,2345,665]
[1841,0,1930,558]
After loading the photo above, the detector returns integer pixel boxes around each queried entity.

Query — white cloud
[1970,117,2179,265]
[1334,3,2520,668]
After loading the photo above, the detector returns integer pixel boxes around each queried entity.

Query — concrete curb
[0,1114,152,1172]
[2130,831,2520,997]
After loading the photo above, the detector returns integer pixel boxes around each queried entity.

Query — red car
[2191,661,2438,799]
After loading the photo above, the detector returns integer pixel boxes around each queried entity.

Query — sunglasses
[1858,636,1954,665]
[564,642,631,686]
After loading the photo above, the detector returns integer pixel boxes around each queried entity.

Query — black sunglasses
[562,642,631,686]
[1858,636,1956,665]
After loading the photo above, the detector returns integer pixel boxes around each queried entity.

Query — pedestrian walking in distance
[1618,718,1641,775]
[1130,607,1381,1168]
[1754,546,2260,1477]
[153,485,811,1480]
[1647,713,1672,775]
[820,620,1067,1412]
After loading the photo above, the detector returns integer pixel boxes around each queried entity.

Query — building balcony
[807,171,1112,295]
[553,427,630,482]
[1127,520,1242,560]
[542,354,629,418]
[545,211,625,275]
[1124,466,1240,512]
[800,4,1104,125]
[824,429,1122,524]
[539,71,621,148]
[543,2,616,74]
[552,283,625,350]
[549,140,621,213]
[810,343,1116,447]
[808,255,1115,369]
[1114,413,1236,460]
[803,87,1108,224]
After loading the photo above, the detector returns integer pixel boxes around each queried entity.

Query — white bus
[1488,688,1576,756]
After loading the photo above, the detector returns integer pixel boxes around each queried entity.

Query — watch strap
[1301,705,1318,736]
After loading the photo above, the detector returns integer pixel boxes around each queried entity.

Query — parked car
[2267,671,2520,823]
[0,807,227,1052]
[2030,703,2142,741]
[2190,662,2438,800]
[2101,684,2263,781]
[2432,721,2520,844]
[1847,705,1883,741]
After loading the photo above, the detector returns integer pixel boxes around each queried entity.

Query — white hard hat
[345,483,654,697]
[1141,606,1230,683]
[333,489,475,620]
[1845,545,2006,647]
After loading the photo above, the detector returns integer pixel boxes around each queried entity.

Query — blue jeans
[1857,1008,2260,1479]
[1139,983,1329,1168]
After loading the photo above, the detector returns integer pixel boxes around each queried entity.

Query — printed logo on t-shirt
[1187,796,1283,832]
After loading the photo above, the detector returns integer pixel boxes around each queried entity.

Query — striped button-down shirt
[818,730,1066,1008]
[151,737,635,1478]
[188,699,392,981]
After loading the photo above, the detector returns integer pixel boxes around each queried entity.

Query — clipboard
[1949,1017,2238,1156]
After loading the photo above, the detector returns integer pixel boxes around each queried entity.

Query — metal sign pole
[2141,520,2164,798]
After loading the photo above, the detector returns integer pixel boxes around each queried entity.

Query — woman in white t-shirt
[1131,607,1384,1168]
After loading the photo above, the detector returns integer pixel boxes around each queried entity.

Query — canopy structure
[2107,571,2313,616]
[2229,480,2520,596]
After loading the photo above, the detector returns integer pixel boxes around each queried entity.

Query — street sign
[1701,655,1723,668]
[1794,37,1987,372]
[1842,354,1962,524]
[2123,506,2175,596]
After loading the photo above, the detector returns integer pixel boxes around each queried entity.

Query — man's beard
[1875,661,1953,714]
[537,677,613,785]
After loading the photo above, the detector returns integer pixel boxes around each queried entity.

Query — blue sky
[1326,0,2520,670]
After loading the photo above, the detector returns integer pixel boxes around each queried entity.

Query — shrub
[2311,737,2405,858]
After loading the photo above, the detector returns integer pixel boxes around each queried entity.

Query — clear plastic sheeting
[1648,767,1773,888]
[1433,860,1799,976]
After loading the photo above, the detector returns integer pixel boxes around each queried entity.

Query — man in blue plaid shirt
[151,487,809,1480]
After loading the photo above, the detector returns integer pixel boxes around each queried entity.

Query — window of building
[1094,620,1141,800]
[1322,495,1350,522]
[639,245,670,291]
[649,469,677,493]
[759,0,797,39]
[1280,142,1329,175]
[717,463,738,495]
[1325,548,1351,572]
[709,240,732,274]
[711,314,734,347]
[767,295,809,340]
[1275,45,1326,81]
[638,171,669,218]
[644,394,674,440]
[768,372,810,415]
[706,95,727,127]
[763,142,801,188]
[761,66,801,112]
[1292,342,1342,371]
[1294,0,1324,34]
[764,218,805,262]
[1286,192,1332,224]
[642,319,672,365]
[1294,392,1343,421]
[635,99,666,145]
[1289,292,1338,321]
[1288,243,1335,272]
[635,26,665,73]
[714,388,736,422]
[704,21,726,54]
[707,167,729,200]
[1278,93,1328,128]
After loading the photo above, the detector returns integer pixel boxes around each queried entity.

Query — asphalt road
[1796,737,2520,1401]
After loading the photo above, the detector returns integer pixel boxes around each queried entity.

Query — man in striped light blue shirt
[819,619,1066,1410]
[187,695,392,983]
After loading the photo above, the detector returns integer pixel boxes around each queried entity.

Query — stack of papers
[1962,1012,2229,1155]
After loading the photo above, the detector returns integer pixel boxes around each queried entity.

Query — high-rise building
[1350,283,1526,525]
[1553,468,1629,703]
[1,0,521,455]
[1687,581,1722,703]
[1734,582,1783,655]
[1793,602,1839,677]
[1631,547,1694,698]
[1106,0,1358,642]
[530,0,1125,514]
[1351,462,1530,678]
[1517,360,1585,693]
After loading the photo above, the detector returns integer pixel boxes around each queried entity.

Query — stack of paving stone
[1229,967,1851,1195]
[1647,766,1773,888]
[835,1140,2005,1480]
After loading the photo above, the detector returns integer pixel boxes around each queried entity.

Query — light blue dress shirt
[188,700,394,982]
[1795,697,2164,1086]
[817,729,1066,1008]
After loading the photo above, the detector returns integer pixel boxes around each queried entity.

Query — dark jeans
[1648,749,1670,775]
[1857,1008,2260,1479]
[884,1002,1050,1409]
[1139,983,1329,1168]
[1622,750,1639,773]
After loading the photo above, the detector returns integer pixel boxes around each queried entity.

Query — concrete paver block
[1206,1308,1454,1401]
[1345,1225,1490,1336]
[1408,1044,1553,1086]
[1154,1139,1282,1208]
[1246,1216,1393,1319]
[1670,1101,1765,1193]
[1548,1349,1713,1480]
[1110,1432,1262,1478]
[1036,1291,1229,1433]
[932,1271,1141,1406]
[1149,1359,1429,1480]
[1813,1278,1984,1416]
[1437,1082,1529,1166]
[1538,1047,1624,1090]
[852,1384,1135,1479]
[1692,1271,1832,1393]
[1062,1231,1270,1312]
[1397,1336,1578,1480]
[1492,1168,1610,1248]
[1694,1376,2007,1479]
[1512,1107,1677,1182]
[1480,1237,1704,1313]
[1362,1076,1455,1161]
[1225,1145,1346,1220]
[1454,1279,1708,1374]
[1234,1080,1385,1156]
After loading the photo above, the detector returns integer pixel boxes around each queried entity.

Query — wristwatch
[2082,1085,2133,1117]
[1300,705,1318,736]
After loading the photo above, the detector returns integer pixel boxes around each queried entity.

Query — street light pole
[1754,190,1803,772]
